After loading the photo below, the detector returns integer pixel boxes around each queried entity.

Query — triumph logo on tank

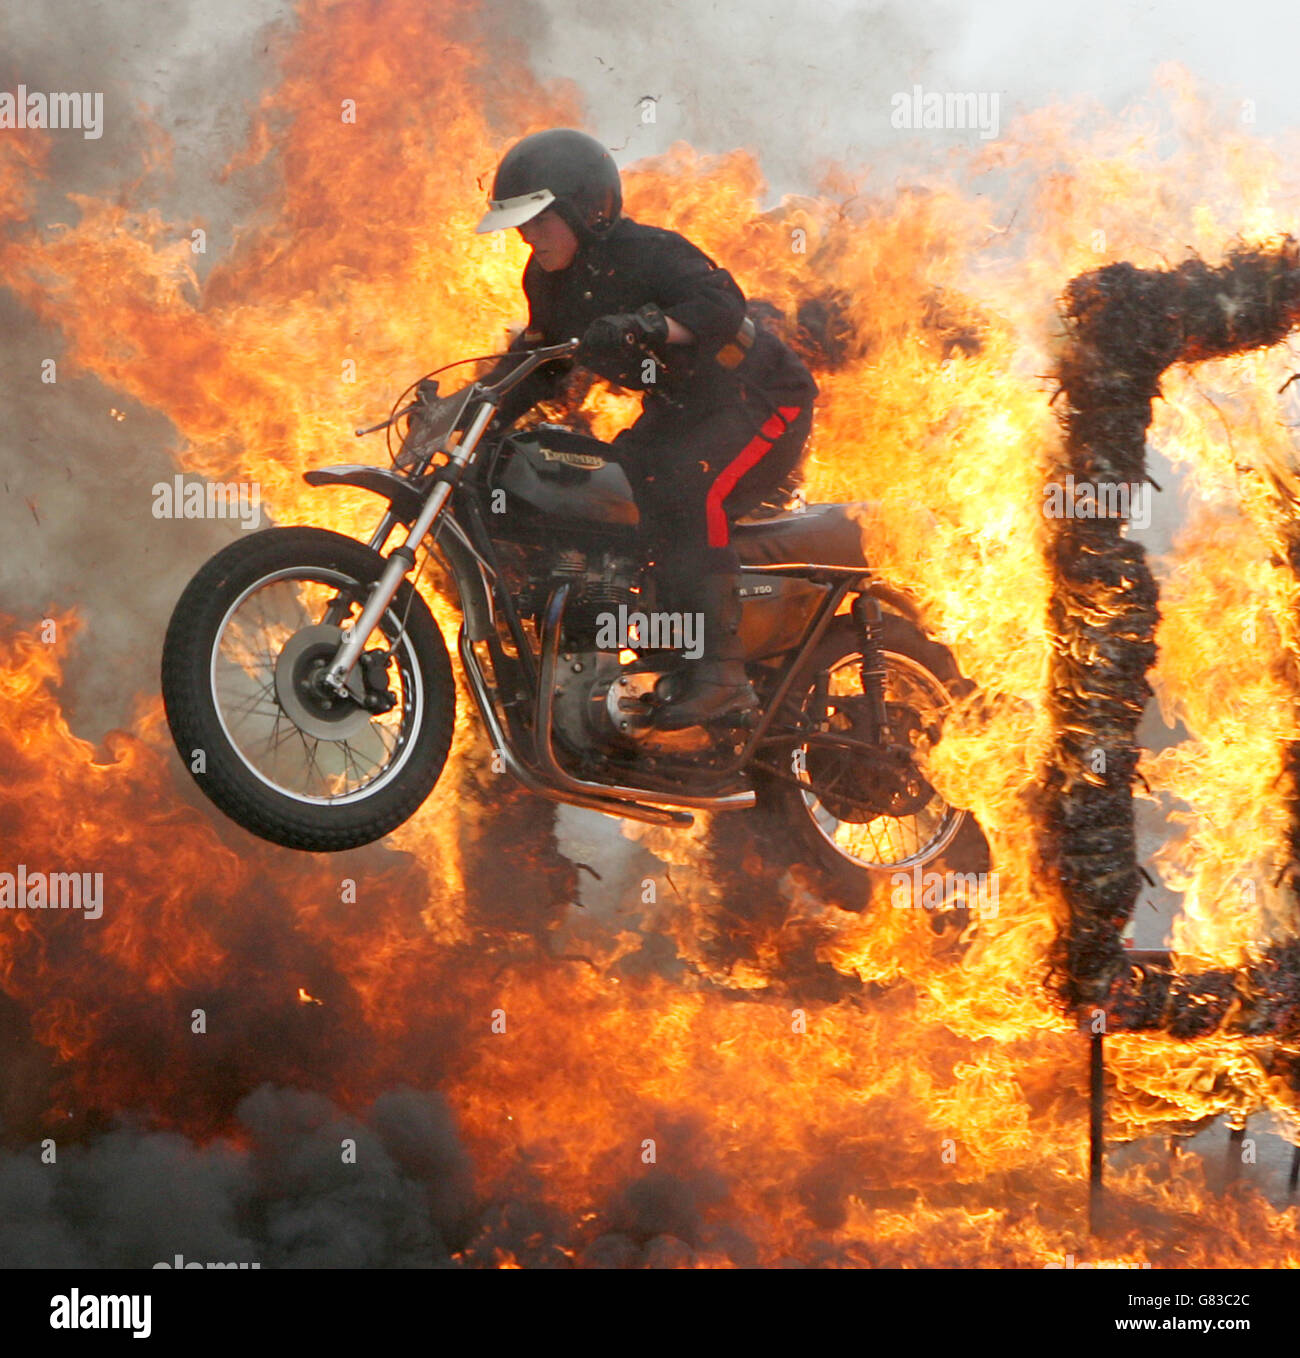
[594,606,704,659]
[152,474,263,530]
[0,865,104,920]
[539,446,607,468]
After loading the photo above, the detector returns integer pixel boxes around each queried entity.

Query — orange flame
[2,2,1300,1265]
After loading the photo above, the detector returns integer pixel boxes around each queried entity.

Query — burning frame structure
[1045,237,1300,1216]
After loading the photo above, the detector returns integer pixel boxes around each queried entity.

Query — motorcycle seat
[733,502,875,570]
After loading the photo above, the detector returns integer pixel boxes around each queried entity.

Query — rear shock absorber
[851,593,892,743]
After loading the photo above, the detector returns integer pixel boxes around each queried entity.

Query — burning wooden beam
[1049,239,1300,1011]
[1099,948,1300,1036]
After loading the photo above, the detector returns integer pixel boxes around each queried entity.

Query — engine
[501,547,716,757]
[548,549,640,651]
[490,540,740,759]
[499,545,639,642]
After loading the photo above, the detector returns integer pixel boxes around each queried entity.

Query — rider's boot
[653,571,758,730]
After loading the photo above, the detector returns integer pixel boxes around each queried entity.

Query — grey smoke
[0,1086,474,1268]
[518,0,1300,192]
[0,0,292,738]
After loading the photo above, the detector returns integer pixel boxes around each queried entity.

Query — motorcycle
[161,339,988,903]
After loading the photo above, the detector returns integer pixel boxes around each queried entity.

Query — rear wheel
[161,526,455,851]
[756,613,989,910]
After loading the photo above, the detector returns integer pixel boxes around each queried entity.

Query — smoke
[0,1085,779,1268]
[0,1086,474,1268]
[484,0,954,198]
[516,0,1300,192]
[0,0,293,738]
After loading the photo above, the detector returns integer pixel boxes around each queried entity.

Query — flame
[2,2,1300,1265]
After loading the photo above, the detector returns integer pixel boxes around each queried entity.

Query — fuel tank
[494,425,638,528]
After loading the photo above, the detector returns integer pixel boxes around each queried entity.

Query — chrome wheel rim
[795,649,965,871]
[209,567,423,806]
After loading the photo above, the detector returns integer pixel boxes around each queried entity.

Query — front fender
[302,464,425,524]
[303,463,497,643]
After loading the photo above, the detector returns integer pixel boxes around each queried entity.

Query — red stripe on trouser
[705,406,803,548]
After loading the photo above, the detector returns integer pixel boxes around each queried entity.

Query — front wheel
[756,613,989,909]
[161,526,455,851]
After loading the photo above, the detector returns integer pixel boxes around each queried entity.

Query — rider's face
[517,208,578,271]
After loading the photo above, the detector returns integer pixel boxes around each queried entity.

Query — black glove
[578,304,670,364]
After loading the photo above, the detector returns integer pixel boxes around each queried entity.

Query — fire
[2,2,1300,1265]
[1144,353,1300,967]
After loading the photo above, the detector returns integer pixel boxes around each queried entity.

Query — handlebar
[481,337,581,400]
[354,339,582,446]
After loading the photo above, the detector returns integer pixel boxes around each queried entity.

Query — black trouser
[607,389,815,609]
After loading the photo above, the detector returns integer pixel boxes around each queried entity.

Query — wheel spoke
[210,565,423,806]
[796,647,963,871]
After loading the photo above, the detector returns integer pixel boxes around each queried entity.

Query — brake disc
[273,623,373,742]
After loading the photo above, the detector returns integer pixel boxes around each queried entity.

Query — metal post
[1225,1120,1246,1186]
[1288,1143,1299,1193]
[1088,1030,1104,1234]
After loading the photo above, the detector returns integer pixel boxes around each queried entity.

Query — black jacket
[483,216,817,428]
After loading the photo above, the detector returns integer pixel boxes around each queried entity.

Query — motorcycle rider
[475,128,818,729]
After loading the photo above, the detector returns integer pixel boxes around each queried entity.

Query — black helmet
[475,128,621,241]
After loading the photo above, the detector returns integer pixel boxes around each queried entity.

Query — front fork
[320,399,498,693]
